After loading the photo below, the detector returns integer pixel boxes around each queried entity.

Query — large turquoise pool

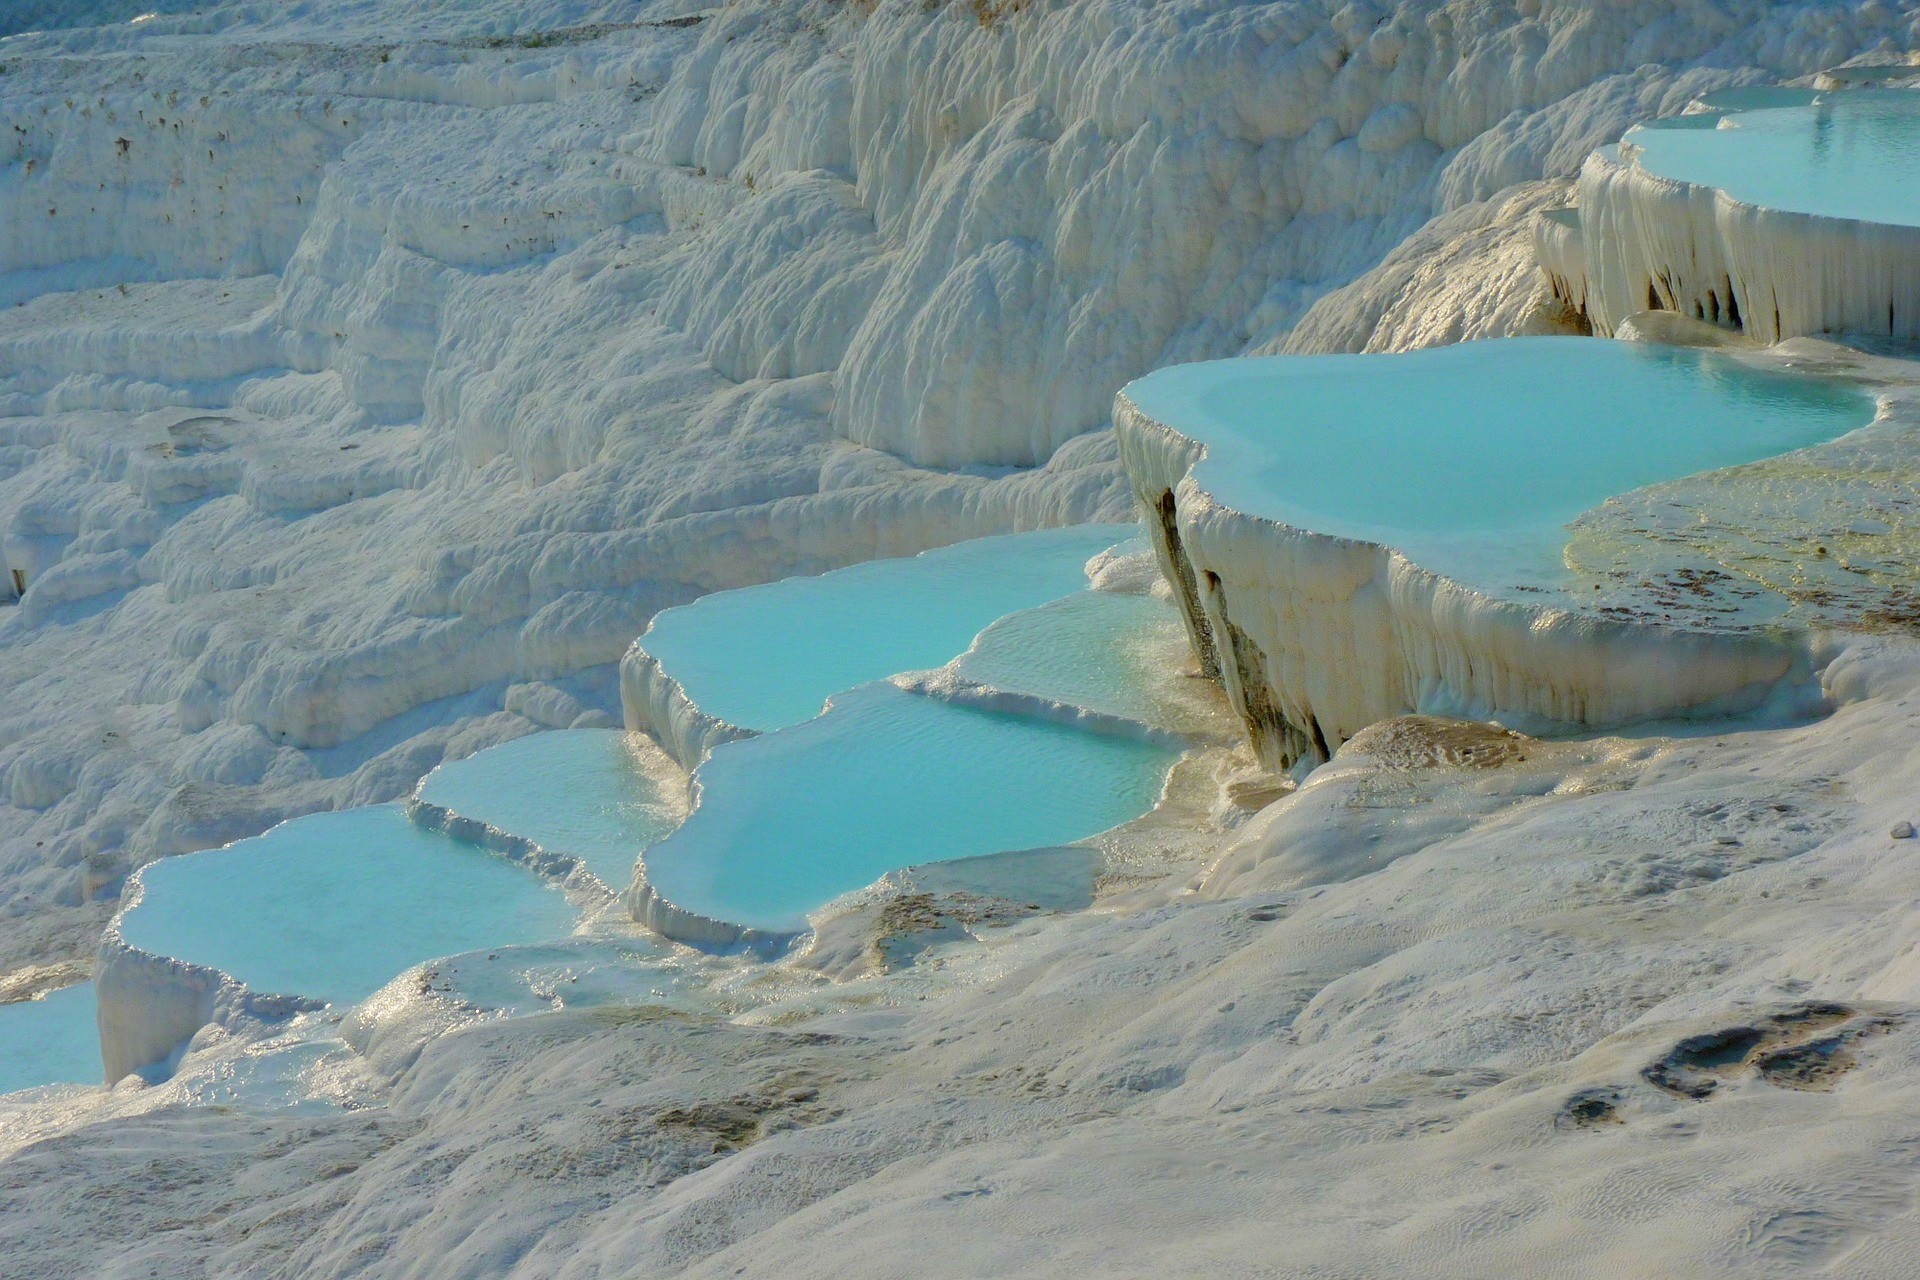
[634,526,1130,733]
[1628,89,1920,227]
[119,806,578,1005]
[0,983,100,1093]
[416,730,682,891]
[1120,338,1874,583]
[641,681,1176,934]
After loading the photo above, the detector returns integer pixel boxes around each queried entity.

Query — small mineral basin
[1627,89,1920,227]
[634,525,1131,733]
[416,729,682,891]
[0,983,100,1093]
[119,806,577,1005]
[951,590,1198,730]
[641,681,1175,935]
[1120,337,1874,586]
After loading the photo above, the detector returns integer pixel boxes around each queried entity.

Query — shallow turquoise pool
[635,525,1131,733]
[642,681,1176,934]
[417,730,681,891]
[952,590,1190,727]
[1629,89,1920,227]
[1121,338,1873,583]
[119,806,578,1005]
[0,983,100,1093]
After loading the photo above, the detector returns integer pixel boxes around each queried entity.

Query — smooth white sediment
[402,794,617,901]
[1113,392,1816,770]
[623,870,798,958]
[888,668,1204,752]
[14,2,1920,1273]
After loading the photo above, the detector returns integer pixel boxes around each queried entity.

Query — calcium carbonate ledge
[404,793,623,901]
[95,880,325,1085]
[618,642,757,775]
[621,748,798,956]
[97,810,605,1084]
[1551,87,1920,342]
[1112,389,1824,773]
[623,638,1215,954]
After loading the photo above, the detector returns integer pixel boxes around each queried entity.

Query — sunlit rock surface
[7,1,1920,1276]
[0,0,1902,973]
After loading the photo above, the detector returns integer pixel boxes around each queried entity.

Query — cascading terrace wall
[1113,394,1811,771]
[4,0,1918,966]
[1562,138,1920,342]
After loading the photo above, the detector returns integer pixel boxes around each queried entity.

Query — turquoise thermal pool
[951,590,1194,728]
[1627,89,1920,227]
[635,525,1130,733]
[641,681,1177,934]
[0,983,100,1093]
[417,729,682,890]
[119,806,578,1004]
[1120,337,1875,586]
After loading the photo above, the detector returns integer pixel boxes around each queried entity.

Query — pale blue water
[642,682,1176,934]
[635,526,1131,733]
[1121,338,1873,584]
[0,983,100,1093]
[953,591,1189,726]
[1630,90,1920,226]
[417,730,681,891]
[119,806,578,1005]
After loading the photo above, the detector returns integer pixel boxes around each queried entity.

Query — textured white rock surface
[7,639,1920,1278]
[5,0,1920,1274]
[0,0,1900,974]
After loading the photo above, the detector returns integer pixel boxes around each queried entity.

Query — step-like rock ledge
[1114,336,1892,770]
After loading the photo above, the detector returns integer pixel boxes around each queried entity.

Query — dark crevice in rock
[1204,570,1316,770]
[1642,1003,1894,1100]
[1151,488,1219,679]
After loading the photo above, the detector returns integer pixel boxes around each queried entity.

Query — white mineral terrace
[1115,335,1892,769]
[15,3,1920,1275]
[621,526,1206,949]
[620,526,1128,770]
[1550,86,1920,342]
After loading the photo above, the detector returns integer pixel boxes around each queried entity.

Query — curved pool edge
[1112,387,1825,771]
[1566,129,1920,342]
[95,865,327,1085]
[624,672,1204,953]
[402,793,621,906]
[98,802,605,1084]
[889,668,1220,751]
[623,872,801,958]
[619,639,759,774]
